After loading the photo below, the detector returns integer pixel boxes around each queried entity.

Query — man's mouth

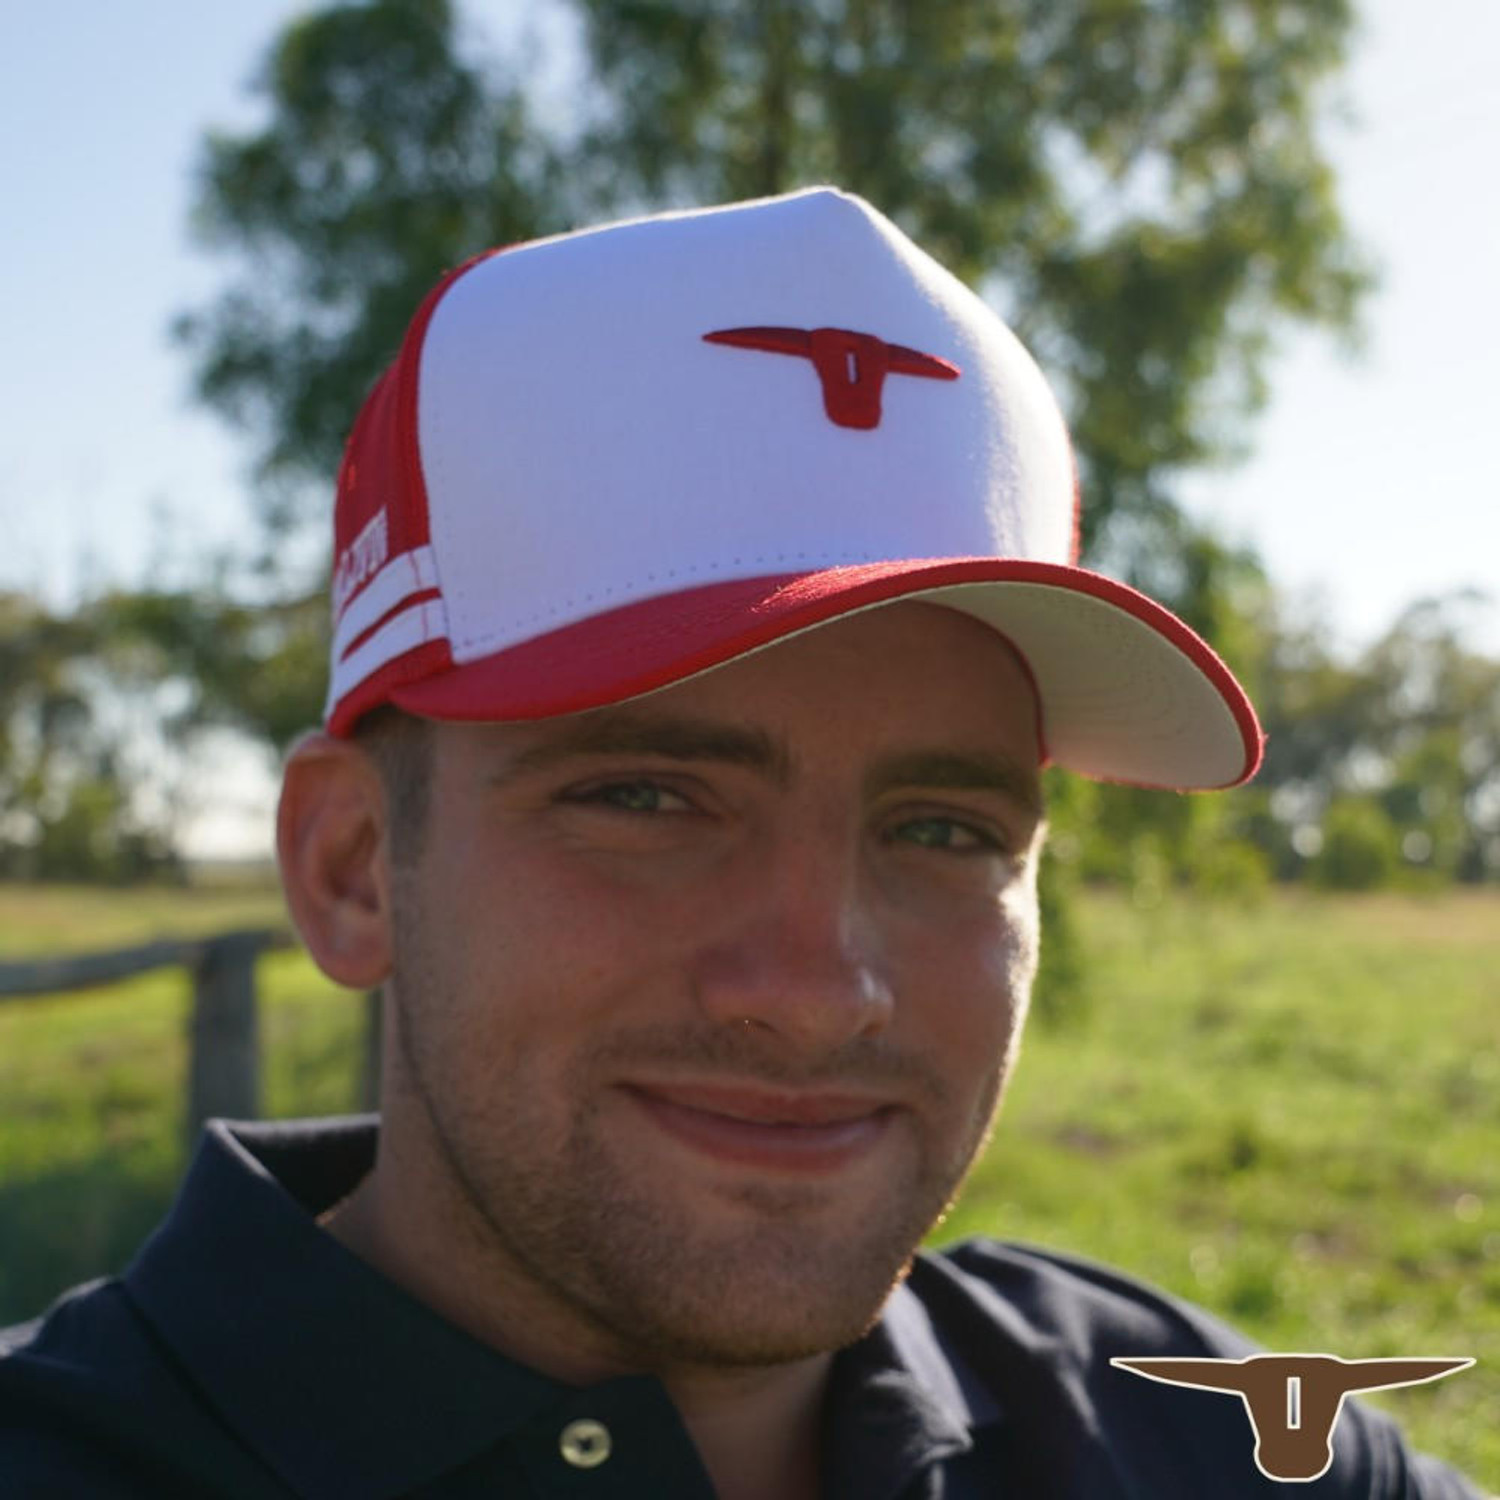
[618,1082,899,1173]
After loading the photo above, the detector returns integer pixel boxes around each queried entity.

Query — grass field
[1,881,1496,1483]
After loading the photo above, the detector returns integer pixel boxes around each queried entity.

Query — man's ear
[277,731,395,990]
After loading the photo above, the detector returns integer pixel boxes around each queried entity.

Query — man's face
[384,601,1045,1372]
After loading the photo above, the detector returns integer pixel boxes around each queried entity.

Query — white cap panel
[416,189,1076,665]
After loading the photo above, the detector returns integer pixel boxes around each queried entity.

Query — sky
[2,0,1497,856]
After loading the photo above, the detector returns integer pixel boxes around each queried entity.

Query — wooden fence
[0,930,381,1142]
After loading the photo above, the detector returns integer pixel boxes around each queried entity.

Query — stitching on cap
[453,550,830,655]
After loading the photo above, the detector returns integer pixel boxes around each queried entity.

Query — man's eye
[890,816,1002,853]
[572,781,689,815]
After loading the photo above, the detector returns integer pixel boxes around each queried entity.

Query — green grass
[938,887,1500,1484]
[0,884,367,1318]
[1,882,1496,1483]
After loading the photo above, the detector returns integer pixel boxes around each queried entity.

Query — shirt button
[559,1417,612,1469]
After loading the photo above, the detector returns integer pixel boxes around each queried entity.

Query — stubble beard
[388,953,1013,1374]
[517,1063,1008,1369]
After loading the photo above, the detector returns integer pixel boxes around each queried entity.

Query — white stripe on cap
[333,545,440,666]
[324,595,450,721]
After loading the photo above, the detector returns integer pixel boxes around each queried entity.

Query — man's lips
[618,1082,899,1172]
[627,1082,892,1126]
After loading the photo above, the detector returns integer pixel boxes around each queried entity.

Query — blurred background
[1,0,1496,1481]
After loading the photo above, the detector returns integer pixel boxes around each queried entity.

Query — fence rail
[0,929,377,1142]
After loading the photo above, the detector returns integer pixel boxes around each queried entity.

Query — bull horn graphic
[1111,1354,1474,1482]
[703,326,959,430]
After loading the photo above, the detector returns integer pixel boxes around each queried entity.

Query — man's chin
[625,1289,904,1371]
[578,1233,918,1371]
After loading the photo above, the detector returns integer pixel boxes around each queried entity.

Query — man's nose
[691,824,895,1053]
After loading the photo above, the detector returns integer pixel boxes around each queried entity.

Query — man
[0,189,1482,1497]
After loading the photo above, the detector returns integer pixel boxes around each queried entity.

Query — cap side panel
[332,546,440,665]
[328,636,456,738]
[326,250,502,726]
[337,588,445,671]
[331,600,449,713]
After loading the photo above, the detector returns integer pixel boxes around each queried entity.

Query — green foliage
[571,0,1370,565]
[1031,838,1089,1028]
[1257,593,1500,886]
[186,0,1372,569]
[32,2,1500,912]
[177,0,563,532]
[0,578,341,876]
[101,587,328,754]
[1310,795,1400,890]
[0,593,185,882]
[1046,759,1271,905]
[24,778,178,885]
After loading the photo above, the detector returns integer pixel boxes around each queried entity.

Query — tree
[99,586,329,754]
[1309,796,1399,890]
[1249,591,1500,884]
[166,0,1388,937]
[0,592,184,882]
[177,0,563,541]
[182,0,1368,575]
[569,0,1369,568]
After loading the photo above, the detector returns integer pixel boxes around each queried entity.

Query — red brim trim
[350,559,1262,790]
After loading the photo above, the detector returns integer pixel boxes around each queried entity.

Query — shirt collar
[124,1117,1000,1499]
[125,1118,599,1497]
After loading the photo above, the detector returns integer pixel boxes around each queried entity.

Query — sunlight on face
[384,602,1045,1374]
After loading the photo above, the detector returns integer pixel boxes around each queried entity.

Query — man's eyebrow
[493,712,1042,816]
[493,710,791,785]
[865,750,1045,820]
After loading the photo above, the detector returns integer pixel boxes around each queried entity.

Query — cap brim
[384,559,1262,791]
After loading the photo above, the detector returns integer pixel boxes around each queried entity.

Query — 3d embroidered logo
[1111,1354,1474,1482]
[703,326,959,430]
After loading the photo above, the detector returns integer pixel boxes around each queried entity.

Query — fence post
[187,933,264,1142]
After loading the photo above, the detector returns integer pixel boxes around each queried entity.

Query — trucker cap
[323,186,1261,789]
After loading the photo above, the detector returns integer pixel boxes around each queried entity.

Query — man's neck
[663,1358,828,1500]
[322,1168,831,1500]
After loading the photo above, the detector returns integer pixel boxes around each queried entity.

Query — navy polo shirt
[0,1117,1482,1497]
